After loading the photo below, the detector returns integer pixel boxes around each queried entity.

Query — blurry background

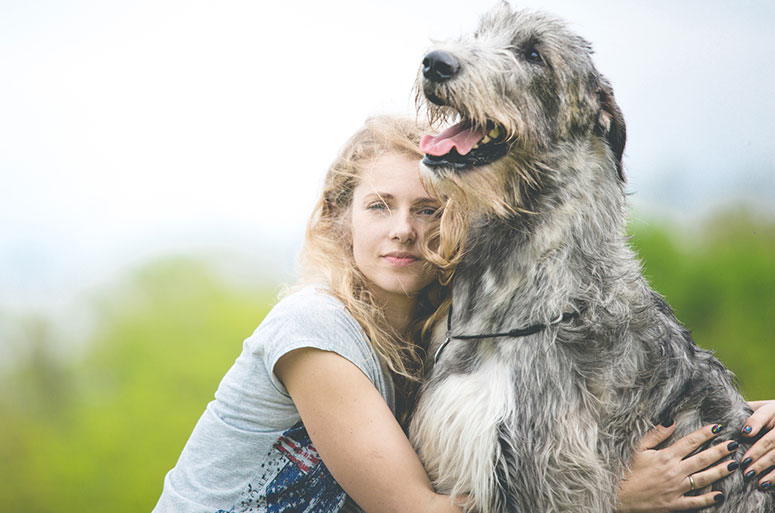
[1,0,773,510]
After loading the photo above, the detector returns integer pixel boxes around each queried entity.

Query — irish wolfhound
[409,4,774,512]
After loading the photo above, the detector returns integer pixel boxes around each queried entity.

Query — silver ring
[688,474,696,491]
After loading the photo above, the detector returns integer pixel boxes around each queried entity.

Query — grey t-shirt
[153,286,396,513]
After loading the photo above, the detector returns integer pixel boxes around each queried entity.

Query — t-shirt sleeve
[257,289,382,396]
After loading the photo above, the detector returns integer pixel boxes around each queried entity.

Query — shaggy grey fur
[409,4,774,512]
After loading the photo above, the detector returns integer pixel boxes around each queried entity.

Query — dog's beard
[420,145,540,219]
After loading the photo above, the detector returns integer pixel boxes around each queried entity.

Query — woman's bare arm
[275,347,462,513]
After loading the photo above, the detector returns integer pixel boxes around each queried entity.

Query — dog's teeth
[481,135,492,144]
[488,126,500,139]
[472,143,480,149]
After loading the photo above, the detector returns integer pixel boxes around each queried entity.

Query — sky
[0,0,773,326]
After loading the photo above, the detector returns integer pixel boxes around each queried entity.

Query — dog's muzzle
[420,51,511,170]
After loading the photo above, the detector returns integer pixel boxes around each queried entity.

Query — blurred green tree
[630,209,775,399]
[0,257,277,511]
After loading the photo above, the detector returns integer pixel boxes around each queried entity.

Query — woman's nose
[390,212,416,243]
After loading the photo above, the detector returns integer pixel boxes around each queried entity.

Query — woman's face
[350,152,439,306]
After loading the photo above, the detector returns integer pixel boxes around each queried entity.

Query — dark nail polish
[727,441,739,451]
[727,461,739,471]
[660,417,674,427]
[761,481,772,490]
[742,425,753,435]
[742,457,753,469]
[712,424,723,434]
[714,493,725,503]
[745,470,757,480]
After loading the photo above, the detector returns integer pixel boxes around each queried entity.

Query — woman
[153,116,774,513]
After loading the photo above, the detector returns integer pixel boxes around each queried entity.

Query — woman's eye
[367,201,388,211]
[418,207,438,216]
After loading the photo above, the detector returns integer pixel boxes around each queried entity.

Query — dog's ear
[594,77,627,182]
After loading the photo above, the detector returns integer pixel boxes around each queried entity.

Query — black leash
[434,304,579,363]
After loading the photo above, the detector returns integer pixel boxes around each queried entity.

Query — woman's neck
[377,293,417,336]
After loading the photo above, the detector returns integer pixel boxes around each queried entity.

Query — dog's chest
[410,348,518,499]
[410,337,599,508]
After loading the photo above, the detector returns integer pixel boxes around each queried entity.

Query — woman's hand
[616,422,738,513]
[741,400,775,491]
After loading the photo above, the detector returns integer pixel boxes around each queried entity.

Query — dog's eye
[525,48,543,64]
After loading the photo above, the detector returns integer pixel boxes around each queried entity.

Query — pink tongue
[420,123,485,157]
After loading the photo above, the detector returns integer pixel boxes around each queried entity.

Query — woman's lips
[383,253,420,266]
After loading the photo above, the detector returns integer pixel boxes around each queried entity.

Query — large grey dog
[409,3,773,512]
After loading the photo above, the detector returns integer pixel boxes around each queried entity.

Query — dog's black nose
[422,50,460,82]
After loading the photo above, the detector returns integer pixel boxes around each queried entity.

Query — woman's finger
[741,426,775,470]
[670,491,726,511]
[681,439,739,475]
[637,419,676,451]
[666,423,722,459]
[744,437,775,482]
[683,458,739,493]
[757,466,774,491]
[742,401,775,438]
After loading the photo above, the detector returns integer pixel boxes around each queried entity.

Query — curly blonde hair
[295,115,453,419]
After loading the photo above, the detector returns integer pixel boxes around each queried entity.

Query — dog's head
[416,3,626,216]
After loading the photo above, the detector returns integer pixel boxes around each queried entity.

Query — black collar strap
[433,304,579,363]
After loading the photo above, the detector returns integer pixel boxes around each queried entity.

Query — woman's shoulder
[247,285,385,392]
[275,284,345,310]
[252,285,364,348]
[269,285,352,325]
